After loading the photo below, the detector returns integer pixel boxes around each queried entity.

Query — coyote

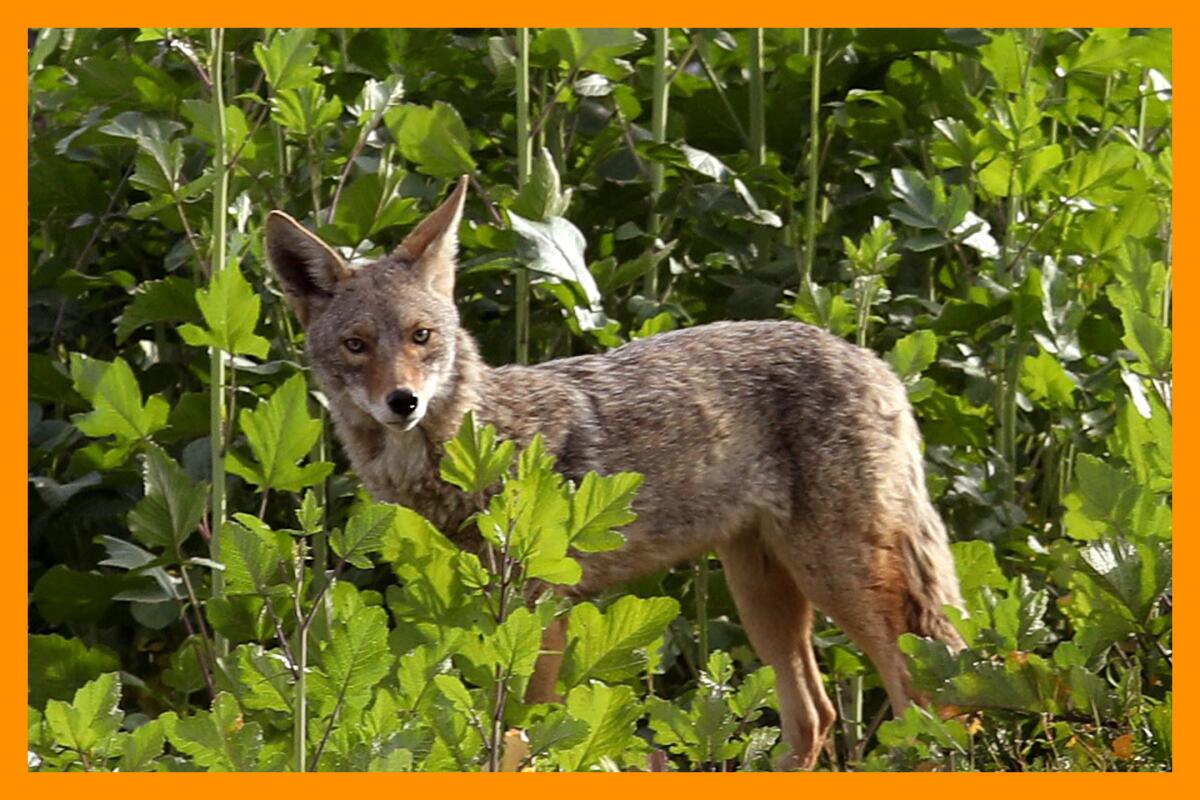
[266,176,966,770]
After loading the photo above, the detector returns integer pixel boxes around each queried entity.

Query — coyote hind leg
[717,533,836,770]
[525,612,568,704]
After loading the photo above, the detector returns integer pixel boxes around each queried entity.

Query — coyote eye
[344,337,367,354]
[412,328,431,345]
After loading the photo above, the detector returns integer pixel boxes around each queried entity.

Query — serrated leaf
[527,708,590,758]
[553,683,642,771]
[44,672,123,755]
[219,514,292,596]
[486,607,543,678]
[114,277,201,343]
[118,718,165,771]
[568,472,642,552]
[440,411,516,494]
[69,354,168,442]
[332,502,397,569]
[561,595,680,688]
[234,644,293,712]
[127,444,206,551]
[178,263,269,358]
[162,692,263,771]
[314,606,394,717]
[226,373,333,493]
[253,28,320,91]
[1019,347,1078,408]
[886,329,938,382]
[28,634,120,711]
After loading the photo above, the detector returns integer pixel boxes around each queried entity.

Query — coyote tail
[900,498,968,652]
[895,408,968,653]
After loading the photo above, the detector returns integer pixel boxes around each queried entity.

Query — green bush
[28,27,1170,771]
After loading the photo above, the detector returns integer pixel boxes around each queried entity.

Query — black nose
[386,389,418,417]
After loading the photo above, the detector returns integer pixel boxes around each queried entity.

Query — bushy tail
[894,405,967,652]
[900,499,968,652]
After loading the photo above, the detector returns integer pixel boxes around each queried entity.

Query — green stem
[646,28,669,298]
[694,555,709,670]
[514,28,531,365]
[295,541,308,772]
[803,29,823,288]
[748,29,765,168]
[689,33,751,151]
[208,27,229,658]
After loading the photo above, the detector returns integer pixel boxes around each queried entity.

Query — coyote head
[265,176,469,432]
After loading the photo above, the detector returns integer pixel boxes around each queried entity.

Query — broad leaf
[226,373,333,493]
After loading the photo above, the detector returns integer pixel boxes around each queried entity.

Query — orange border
[9,9,1187,796]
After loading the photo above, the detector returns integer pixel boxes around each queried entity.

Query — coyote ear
[265,211,350,327]
[395,175,469,298]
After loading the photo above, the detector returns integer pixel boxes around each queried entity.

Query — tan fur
[266,176,967,770]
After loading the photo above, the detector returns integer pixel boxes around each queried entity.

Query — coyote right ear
[265,211,350,327]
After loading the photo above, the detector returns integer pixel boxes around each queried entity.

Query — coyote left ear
[396,175,469,298]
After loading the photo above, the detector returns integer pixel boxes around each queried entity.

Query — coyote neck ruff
[266,175,967,771]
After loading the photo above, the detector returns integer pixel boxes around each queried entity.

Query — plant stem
[694,554,709,670]
[689,32,751,151]
[208,27,229,658]
[803,29,823,288]
[514,28,531,366]
[645,28,669,298]
[295,540,308,772]
[748,29,765,168]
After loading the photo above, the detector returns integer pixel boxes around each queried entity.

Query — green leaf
[114,277,201,344]
[127,444,207,551]
[1119,305,1172,378]
[162,692,263,771]
[69,354,169,442]
[44,672,123,755]
[219,514,292,596]
[1080,537,1172,623]
[226,373,333,493]
[332,502,398,569]
[527,708,591,758]
[560,595,680,688]
[253,28,320,91]
[730,666,778,717]
[533,28,646,79]
[979,30,1027,93]
[384,101,476,178]
[485,607,543,678]
[553,683,642,771]
[33,565,121,625]
[28,634,120,711]
[177,263,269,358]
[313,606,394,717]
[118,718,165,771]
[234,644,293,713]
[333,173,421,243]
[270,86,343,136]
[439,411,516,495]
[511,146,572,221]
[1019,347,1078,408]
[508,210,603,311]
[886,329,938,382]
[567,472,642,552]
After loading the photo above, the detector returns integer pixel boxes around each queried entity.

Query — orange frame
[8,8,1185,795]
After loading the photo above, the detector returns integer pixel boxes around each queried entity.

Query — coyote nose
[386,389,419,417]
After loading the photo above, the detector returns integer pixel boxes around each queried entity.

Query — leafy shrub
[28,27,1170,771]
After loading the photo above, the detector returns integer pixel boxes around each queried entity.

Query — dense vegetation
[28,28,1171,771]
